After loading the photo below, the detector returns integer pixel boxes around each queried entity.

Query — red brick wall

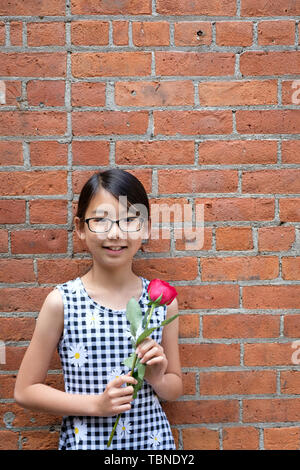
[1,0,300,450]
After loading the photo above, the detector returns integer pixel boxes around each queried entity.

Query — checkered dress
[56,276,176,450]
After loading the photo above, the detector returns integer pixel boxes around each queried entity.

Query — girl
[14,168,182,450]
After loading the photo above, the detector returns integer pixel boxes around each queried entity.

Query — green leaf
[122,353,135,369]
[137,361,146,382]
[136,313,179,346]
[126,297,143,338]
[132,368,144,399]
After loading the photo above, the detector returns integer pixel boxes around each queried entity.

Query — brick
[258,227,295,252]
[10,21,23,46]
[182,372,196,394]
[72,141,109,165]
[0,111,66,136]
[0,431,19,450]
[149,196,190,224]
[223,427,259,450]
[0,22,5,45]
[29,199,68,224]
[282,141,300,164]
[1,81,22,106]
[163,400,239,425]
[0,402,61,428]
[0,259,35,283]
[198,140,277,165]
[236,110,300,134]
[72,82,106,107]
[281,371,300,394]
[11,229,68,254]
[0,374,16,399]
[0,53,66,77]
[240,51,300,76]
[72,111,148,135]
[37,259,92,284]
[154,111,232,135]
[72,169,152,195]
[282,81,300,107]
[116,140,194,165]
[180,343,240,367]
[30,141,68,166]
[216,21,253,46]
[177,284,239,310]
[244,342,296,366]
[174,22,212,46]
[0,141,23,165]
[21,430,59,450]
[279,198,300,222]
[216,227,253,251]
[241,0,300,16]
[132,22,169,46]
[0,287,51,312]
[71,21,109,45]
[0,230,8,252]
[27,22,65,46]
[156,0,236,15]
[203,314,280,339]
[242,169,300,193]
[243,398,300,423]
[71,0,151,15]
[198,80,277,106]
[244,285,300,309]
[27,80,65,106]
[113,21,129,45]
[158,169,237,194]
[0,317,35,340]
[156,52,235,76]
[258,20,295,46]
[115,81,194,106]
[284,314,300,337]
[195,197,275,221]
[0,200,26,223]
[282,257,300,280]
[264,427,300,450]
[0,0,65,15]
[0,171,67,196]
[200,370,276,395]
[133,256,198,281]
[182,428,219,450]
[179,314,199,338]
[72,52,151,77]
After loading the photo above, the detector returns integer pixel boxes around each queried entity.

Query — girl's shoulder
[55,277,82,295]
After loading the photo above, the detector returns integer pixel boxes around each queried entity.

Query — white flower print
[74,418,87,446]
[86,310,102,329]
[125,324,144,343]
[68,343,88,368]
[107,367,123,383]
[116,417,132,439]
[148,430,162,449]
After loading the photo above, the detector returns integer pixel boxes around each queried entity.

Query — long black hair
[76,168,150,224]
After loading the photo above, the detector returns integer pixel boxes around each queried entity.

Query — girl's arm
[136,297,183,401]
[14,289,137,417]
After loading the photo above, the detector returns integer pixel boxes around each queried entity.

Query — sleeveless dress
[55,276,176,450]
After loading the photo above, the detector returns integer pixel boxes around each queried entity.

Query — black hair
[76,168,150,223]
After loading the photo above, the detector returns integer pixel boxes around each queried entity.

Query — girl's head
[74,169,151,263]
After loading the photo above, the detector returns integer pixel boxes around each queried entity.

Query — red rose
[147,279,178,306]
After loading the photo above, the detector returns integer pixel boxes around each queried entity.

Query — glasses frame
[84,216,145,233]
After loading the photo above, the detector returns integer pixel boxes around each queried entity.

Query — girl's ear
[74,216,86,241]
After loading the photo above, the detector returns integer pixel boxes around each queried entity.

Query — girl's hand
[135,338,168,387]
[96,374,138,417]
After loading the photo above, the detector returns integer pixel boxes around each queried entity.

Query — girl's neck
[83,264,139,292]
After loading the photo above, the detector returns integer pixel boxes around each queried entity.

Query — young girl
[14,168,182,450]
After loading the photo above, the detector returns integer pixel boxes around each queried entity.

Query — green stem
[144,303,155,331]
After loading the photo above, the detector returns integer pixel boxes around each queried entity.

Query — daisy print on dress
[68,343,88,368]
[86,310,102,329]
[106,367,123,383]
[74,418,88,446]
[116,417,132,439]
[148,430,162,449]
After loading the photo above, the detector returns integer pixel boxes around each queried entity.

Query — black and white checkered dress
[56,276,176,450]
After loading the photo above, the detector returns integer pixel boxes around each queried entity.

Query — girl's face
[75,187,150,267]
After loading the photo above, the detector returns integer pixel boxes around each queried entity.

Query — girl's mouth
[104,247,127,253]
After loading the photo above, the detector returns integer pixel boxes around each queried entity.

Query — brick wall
[1,0,300,450]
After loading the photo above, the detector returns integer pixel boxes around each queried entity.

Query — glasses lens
[89,218,111,232]
[119,217,144,232]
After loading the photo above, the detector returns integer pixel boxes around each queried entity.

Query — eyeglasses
[85,216,145,233]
